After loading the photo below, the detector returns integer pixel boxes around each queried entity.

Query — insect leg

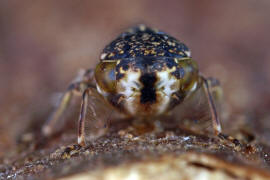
[42,69,94,137]
[57,88,91,157]
[77,88,121,146]
[201,76,241,148]
[77,88,89,146]
[206,77,223,104]
[42,85,75,136]
[61,86,111,157]
[201,76,222,135]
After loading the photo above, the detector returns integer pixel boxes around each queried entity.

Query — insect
[42,25,239,147]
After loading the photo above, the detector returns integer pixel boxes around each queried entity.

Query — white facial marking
[117,68,180,115]
[119,71,141,97]
[156,70,178,114]
[157,91,170,115]
[117,70,141,115]
[157,71,178,96]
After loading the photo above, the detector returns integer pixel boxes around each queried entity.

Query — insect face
[95,57,199,116]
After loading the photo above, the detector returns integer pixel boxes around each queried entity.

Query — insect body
[96,25,199,117]
[42,25,230,147]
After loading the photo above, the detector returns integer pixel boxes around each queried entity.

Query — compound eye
[95,61,117,93]
[178,59,199,91]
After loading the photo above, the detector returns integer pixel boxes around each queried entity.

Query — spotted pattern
[96,25,198,116]
[114,57,186,82]
[100,25,191,60]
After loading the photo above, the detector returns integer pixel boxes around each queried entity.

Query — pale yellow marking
[138,24,146,31]
[100,53,107,59]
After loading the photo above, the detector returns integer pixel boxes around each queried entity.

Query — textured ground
[1,113,270,180]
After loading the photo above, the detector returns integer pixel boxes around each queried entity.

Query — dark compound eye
[108,69,116,81]
[178,59,199,91]
[95,61,117,93]
[179,67,185,78]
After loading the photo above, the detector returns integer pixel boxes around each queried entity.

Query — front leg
[58,89,120,158]
[201,76,241,148]
[42,69,94,137]
[77,88,121,146]
[77,89,89,146]
[201,76,222,135]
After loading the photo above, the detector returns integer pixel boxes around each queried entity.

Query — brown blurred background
[0,0,270,156]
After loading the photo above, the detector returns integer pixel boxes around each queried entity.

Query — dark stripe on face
[139,73,157,104]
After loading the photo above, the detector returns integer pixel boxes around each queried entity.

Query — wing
[84,88,122,142]
[169,80,223,134]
